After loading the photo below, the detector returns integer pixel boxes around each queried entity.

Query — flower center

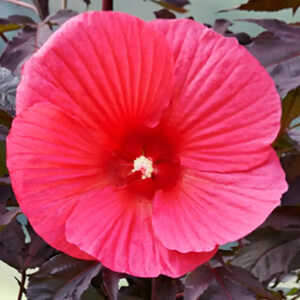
[131,155,154,180]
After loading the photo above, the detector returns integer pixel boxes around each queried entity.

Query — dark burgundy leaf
[200,280,255,300]
[212,19,233,35]
[6,15,36,25]
[0,207,19,229]
[262,206,300,229]
[0,10,77,75]
[32,0,49,20]
[0,15,35,34]
[220,0,300,14]
[198,266,278,300]
[27,254,101,300]
[82,0,91,6]
[0,67,18,116]
[102,268,121,300]
[184,265,214,300]
[161,0,189,7]
[0,185,11,208]
[238,19,300,97]
[36,10,78,46]
[220,266,280,299]
[0,185,16,230]
[207,19,252,45]
[281,176,300,205]
[281,154,300,183]
[151,275,177,300]
[81,287,105,300]
[119,277,151,300]
[232,228,300,282]
[44,9,78,26]
[154,8,176,19]
[280,87,300,134]
[0,219,54,270]
[151,0,189,13]
[289,251,300,271]
[0,26,37,74]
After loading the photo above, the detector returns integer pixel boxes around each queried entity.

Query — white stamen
[132,155,154,179]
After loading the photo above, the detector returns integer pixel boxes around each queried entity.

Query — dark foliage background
[1,0,300,299]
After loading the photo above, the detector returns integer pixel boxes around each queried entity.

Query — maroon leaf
[199,266,279,300]
[27,254,101,300]
[32,0,49,20]
[36,10,78,46]
[280,146,300,181]
[82,0,91,6]
[281,176,300,205]
[0,15,36,34]
[102,268,121,300]
[220,0,300,14]
[212,19,233,35]
[184,265,214,300]
[0,67,18,117]
[0,26,37,74]
[280,87,300,134]
[154,9,176,19]
[0,207,20,229]
[0,10,77,74]
[238,19,300,98]
[151,276,177,300]
[0,219,54,270]
[151,0,189,13]
[232,228,300,282]
[262,206,300,230]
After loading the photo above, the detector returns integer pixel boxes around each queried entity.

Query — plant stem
[0,33,8,43]
[17,270,26,300]
[151,278,156,300]
[2,0,38,15]
[62,0,67,9]
[102,0,113,10]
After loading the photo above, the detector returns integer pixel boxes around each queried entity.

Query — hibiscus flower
[7,11,287,277]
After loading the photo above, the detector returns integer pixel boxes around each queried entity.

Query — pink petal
[66,185,217,277]
[17,12,173,131]
[150,19,282,172]
[6,102,112,260]
[153,150,287,253]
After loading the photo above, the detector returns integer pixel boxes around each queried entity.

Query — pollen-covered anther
[132,155,154,179]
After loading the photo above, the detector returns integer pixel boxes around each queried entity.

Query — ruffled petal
[66,185,217,277]
[150,19,281,172]
[6,102,112,260]
[153,150,287,253]
[17,12,173,131]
